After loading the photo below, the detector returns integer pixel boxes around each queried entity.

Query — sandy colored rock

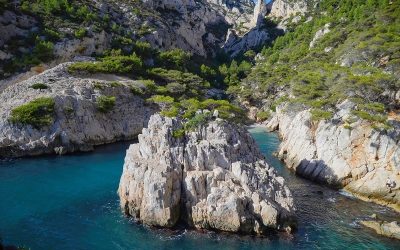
[360,220,400,240]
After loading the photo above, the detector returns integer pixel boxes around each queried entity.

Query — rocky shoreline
[118,114,296,235]
[264,104,400,212]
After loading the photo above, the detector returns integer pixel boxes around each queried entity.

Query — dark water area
[0,127,398,249]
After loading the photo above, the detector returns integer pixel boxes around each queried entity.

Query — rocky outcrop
[223,27,270,58]
[309,23,331,48]
[0,62,155,158]
[267,0,311,19]
[118,114,296,234]
[266,103,400,212]
[141,0,256,57]
[360,220,400,240]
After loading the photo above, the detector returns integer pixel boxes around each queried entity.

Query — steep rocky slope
[118,113,296,234]
[267,104,400,212]
[0,0,279,79]
[0,62,155,158]
[234,0,400,211]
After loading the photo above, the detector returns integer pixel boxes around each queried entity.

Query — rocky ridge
[0,62,155,158]
[118,114,296,234]
[266,103,400,212]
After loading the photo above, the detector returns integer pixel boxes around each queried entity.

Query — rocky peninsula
[0,63,155,158]
[118,113,296,234]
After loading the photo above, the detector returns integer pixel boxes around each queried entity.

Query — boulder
[118,114,296,234]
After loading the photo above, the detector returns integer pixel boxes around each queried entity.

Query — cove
[0,128,398,250]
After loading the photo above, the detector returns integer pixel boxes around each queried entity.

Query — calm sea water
[0,127,399,250]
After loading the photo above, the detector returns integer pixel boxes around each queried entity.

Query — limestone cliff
[266,103,400,212]
[0,63,155,158]
[118,114,296,234]
[267,0,314,19]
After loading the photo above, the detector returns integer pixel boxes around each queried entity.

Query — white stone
[118,114,296,234]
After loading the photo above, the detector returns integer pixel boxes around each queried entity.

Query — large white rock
[118,114,296,234]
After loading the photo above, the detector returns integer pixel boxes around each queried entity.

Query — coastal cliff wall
[267,105,400,212]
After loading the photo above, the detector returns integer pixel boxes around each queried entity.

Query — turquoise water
[0,127,399,249]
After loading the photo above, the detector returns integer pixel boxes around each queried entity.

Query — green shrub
[110,81,122,87]
[133,41,154,58]
[142,80,157,92]
[343,124,352,130]
[359,102,386,113]
[147,95,174,105]
[33,39,54,61]
[310,109,333,121]
[96,95,116,113]
[149,68,210,98]
[172,128,185,138]
[256,111,270,121]
[44,28,62,41]
[30,83,49,90]
[158,49,191,70]
[68,53,143,74]
[161,105,180,117]
[10,97,55,128]
[166,82,186,95]
[351,110,387,123]
[93,82,105,90]
[130,85,144,96]
[185,113,211,131]
[74,28,87,39]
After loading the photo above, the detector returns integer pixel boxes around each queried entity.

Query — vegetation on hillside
[9,97,55,128]
[1,0,159,76]
[96,95,116,113]
[239,0,399,128]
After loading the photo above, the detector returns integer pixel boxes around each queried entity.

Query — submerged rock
[360,220,400,240]
[118,114,296,234]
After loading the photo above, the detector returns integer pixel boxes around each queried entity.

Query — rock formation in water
[266,102,400,212]
[0,63,155,158]
[118,114,296,234]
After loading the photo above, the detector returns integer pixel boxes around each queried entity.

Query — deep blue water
[0,127,399,249]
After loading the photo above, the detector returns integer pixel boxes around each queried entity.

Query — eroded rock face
[141,0,256,57]
[118,114,296,234]
[266,104,400,212]
[267,0,312,19]
[0,63,155,158]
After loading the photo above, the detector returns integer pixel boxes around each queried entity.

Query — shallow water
[0,127,398,249]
